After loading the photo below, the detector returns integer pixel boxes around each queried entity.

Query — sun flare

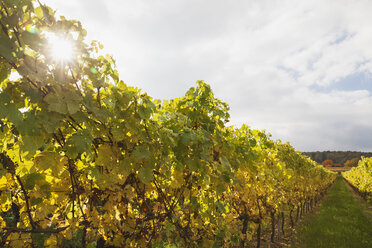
[46,33,75,62]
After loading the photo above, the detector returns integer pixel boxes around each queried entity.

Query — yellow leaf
[34,151,65,176]
[169,169,184,188]
[0,175,7,190]
[44,235,57,247]
[65,230,73,240]
[0,216,5,228]
[67,212,73,219]
[0,191,11,211]
[96,144,117,167]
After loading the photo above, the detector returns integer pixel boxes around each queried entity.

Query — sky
[45,0,372,152]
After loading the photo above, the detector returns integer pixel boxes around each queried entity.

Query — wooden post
[296,205,300,221]
[271,211,275,242]
[277,212,281,240]
[256,223,261,248]
[289,209,294,228]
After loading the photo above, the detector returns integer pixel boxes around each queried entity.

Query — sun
[46,33,75,62]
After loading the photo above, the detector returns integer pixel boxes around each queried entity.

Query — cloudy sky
[45,0,372,152]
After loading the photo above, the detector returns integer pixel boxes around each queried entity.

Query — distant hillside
[302,151,372,165]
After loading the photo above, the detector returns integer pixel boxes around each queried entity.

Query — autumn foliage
[322,159,334,167]
[344,158,360,168]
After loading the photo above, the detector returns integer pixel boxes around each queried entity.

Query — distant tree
[322,159,333,167]
[344,158,360,167]
[303,151,372,165]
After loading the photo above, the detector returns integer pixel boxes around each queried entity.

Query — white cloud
[45,0,372,151]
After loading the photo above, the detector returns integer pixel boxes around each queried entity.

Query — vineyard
[343,157,372,200]
[0,0,337,247]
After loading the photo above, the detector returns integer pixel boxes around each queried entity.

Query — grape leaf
[220,156,231,171]
[138,166,153,184]
[133,145,151,161]
[24,172,44,190]
[65,129,93,158]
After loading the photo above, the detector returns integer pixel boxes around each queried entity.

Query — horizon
[302,150,372,153]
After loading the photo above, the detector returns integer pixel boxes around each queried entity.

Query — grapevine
[343,157,372,199]
[0,1,336,247]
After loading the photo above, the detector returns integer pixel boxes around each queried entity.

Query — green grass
[295,176,372,248]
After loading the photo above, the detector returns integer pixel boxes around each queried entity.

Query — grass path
[294,176,372,248]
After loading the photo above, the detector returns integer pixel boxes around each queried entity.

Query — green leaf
[118,159,132,178]
[0,168,6,177]
[65,129,93,158]
[87,242,97,248]
[133,146,151,161]
[147,101,156,112]
[180,131,196,145]
[24,172,44,190]
[63,91,82,114]
[39,111,63,134]
[44,93,67,114]
[18,111,41,136]
[7,103,22,126]
[0,106,7,120]
[22,135,45,155]
[111,127,125,141]
[165,222,175,238]
[95,144,116,167]
[44,89,82,115]
[216,183,226,194]
[31,233,47,248]
[0,32,16,61]
[186,158,199,171]
[249,138,256,147]
[22,83,43,103]
[220,172,231,183]
[30,197,43,206]
[138,105,151,119]
[6,14,19,27]
[21,31,42,51]
[87,166,100,180]
[220,156,231,171]
[34,151,64,172]
[190,196,200,211]
[138,166,153,184]
[0,62,11,82]
[66,101,80,115]
[216,202,225,213]
[0,193,11,213]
